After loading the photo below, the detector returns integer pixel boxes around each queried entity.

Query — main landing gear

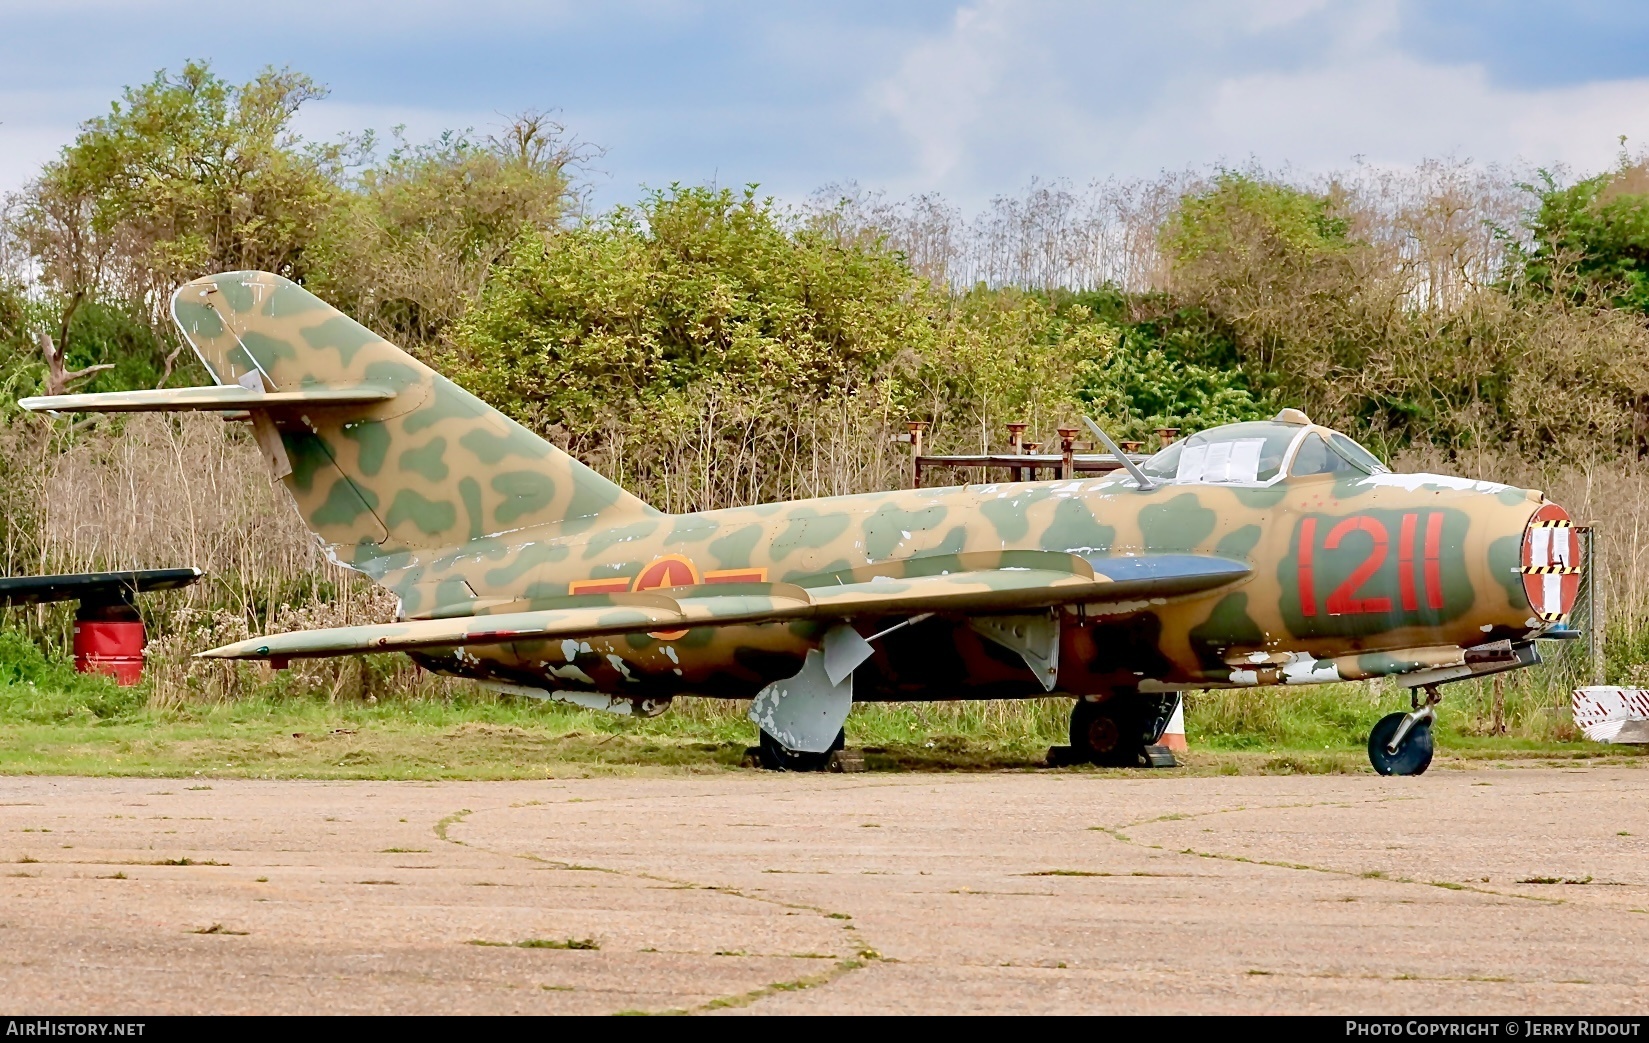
[751,728,846,772]
[1063,693,1181,768]
[1367,685,1440,776]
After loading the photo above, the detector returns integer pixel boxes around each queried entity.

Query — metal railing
[902,421,1167,488]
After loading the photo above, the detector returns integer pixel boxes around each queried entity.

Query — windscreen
[1327,432,1389,473]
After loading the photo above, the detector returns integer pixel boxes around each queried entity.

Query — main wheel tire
[756,728,844,772]
[1071,699,1142,767]
[1367,711,1435,776]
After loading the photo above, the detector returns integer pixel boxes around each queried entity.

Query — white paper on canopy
[1176,443,1208,482]
[1226,439,1264,483]
[1179,438,1265,483]
[1201,442,1233,482]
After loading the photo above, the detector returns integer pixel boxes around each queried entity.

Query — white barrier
[1572,686,1649,744]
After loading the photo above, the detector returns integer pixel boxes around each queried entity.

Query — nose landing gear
[1367,685,1440,776]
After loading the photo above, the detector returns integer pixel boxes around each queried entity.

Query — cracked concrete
[0,768,1646,1014]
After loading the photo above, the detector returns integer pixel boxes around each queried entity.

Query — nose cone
[1518,502,1583,625]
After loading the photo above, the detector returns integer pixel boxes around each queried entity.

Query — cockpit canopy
[1137,413,1388,486]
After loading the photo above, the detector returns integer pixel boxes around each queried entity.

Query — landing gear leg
[1367,685,1439,776]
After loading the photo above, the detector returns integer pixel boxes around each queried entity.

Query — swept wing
[197,554,1250,662]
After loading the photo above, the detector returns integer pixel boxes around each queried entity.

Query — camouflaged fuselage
[155,271,1560,702]
[378,469,1552,701]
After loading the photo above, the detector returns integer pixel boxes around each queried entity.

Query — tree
[1523,160,1649,313]
[309,112,590,351]
[41,60,343,305]
[451,185,930,438]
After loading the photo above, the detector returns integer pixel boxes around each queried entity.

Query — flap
[20,384,395,414]
[198,555,1251,662]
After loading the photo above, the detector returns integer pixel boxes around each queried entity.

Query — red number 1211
[1297,513,1443,617]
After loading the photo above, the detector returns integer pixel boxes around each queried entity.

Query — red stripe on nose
[1298,517,1317,617]
[1398,512,1418,612]
[1423,512,1444,611]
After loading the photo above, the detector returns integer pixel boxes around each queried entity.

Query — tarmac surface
[1,767,1646,1015]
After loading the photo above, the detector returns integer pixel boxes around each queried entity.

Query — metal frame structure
[904,422,1170,488]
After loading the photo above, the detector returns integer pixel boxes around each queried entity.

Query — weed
[191,924,248,935]
[1023,869,1110,877]
[470,938,599,950]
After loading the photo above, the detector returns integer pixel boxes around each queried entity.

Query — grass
[0,631,1641,779]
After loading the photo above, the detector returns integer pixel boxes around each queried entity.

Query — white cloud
[866,0,1649,205]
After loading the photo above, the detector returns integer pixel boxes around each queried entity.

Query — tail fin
[171,271,656,571]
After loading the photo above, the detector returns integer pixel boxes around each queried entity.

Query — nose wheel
[1367,686,1439,776]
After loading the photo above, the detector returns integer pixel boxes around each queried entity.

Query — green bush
[0,629,143,723]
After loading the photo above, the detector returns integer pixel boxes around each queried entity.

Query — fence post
[1587,525,1605,685]
[1006,422,1027,482]
[907,422,927,489]
[1057,427,1078,480]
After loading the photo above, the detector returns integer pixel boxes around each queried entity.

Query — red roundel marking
[633,555,700,639]
[569,559,770,641]
[633,555,700,592]
[1522,503,1581,621]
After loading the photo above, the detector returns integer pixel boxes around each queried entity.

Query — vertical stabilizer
[171,271,656,572]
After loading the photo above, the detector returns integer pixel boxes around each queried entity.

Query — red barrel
[73,620,146,686]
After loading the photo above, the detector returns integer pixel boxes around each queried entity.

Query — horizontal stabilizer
[20,385,394,414]
[0,568,203,607]
[198,555,1251,662]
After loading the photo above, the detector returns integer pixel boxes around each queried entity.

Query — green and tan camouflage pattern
[33,271,1565,705]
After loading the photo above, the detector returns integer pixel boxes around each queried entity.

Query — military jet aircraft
[21,272,1583,774]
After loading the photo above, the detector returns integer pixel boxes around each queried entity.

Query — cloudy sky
[4,0,1649,211]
